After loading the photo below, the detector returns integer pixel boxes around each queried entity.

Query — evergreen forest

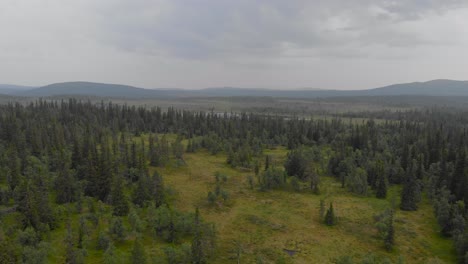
[0,99,467,263]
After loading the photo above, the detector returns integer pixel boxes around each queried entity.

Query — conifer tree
[111,176,129,216]
[384,211,395,251]
[191,208,206,264]
[133,171,152,207]
[6,146,20,190]
[152,171,165,207]
[130,238,147,264]
[375,160,388,199]
[264,155,271,171]
[400,161,420,211]
[325,203,336,226]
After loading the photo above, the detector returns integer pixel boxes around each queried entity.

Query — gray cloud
[84,0,468,59]
[0,0,467,89]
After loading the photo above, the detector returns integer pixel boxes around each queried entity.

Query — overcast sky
[1,0,468,90]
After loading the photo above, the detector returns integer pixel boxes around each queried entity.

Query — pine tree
[103,242,119,264]
[64,222,83,264]
[264,155,271,171]
[191,207,206,264]
[152,171,165,207]
[129,238,147,264]
[6,146,20,190]
[111,176,129,216]
[284,148,307,179]
[375,160,388,199]
[384,210,395,251]
[172,135,184,160]
[400,161,420,211]
[306,165,320,194]
[132,172,151,207]
[376,173,388,199]
[324,203,336,226]
[55,167,78,204]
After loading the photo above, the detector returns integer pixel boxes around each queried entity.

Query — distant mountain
[0,84,36,95]
[20,82,172,98]
[6,79,468,98]
[362,79,468,96]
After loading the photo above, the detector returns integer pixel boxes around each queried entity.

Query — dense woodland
[0,99,467,263]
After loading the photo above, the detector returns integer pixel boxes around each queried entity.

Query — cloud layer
[1,0,467,89]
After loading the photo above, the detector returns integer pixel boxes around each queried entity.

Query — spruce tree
[324,203,336,226]
[264,155,271,171]
[400,161,420,211]
[130,238,147,264]
[375,159,387,199]
[111,176,129,216]
[152,171,165,207]
[191,208,206,264]
[384,210,395,251]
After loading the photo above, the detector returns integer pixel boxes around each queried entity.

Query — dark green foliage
[151,171,165,207]
[259,168,287,191]
[172,135,185,161]
[400,163,421,211]
[284,148,307,180]
[433,187,454,236]
[15,157,56,229]
[128,208,143,233]
[375,160,388,199]
[375,209,395,251]
[264,155,271,171]
[346,168,368,196]
[129,238,147,264]
[191,208,206,264]
[77,216,88,249]
[454,228,468,264]
[325,203,336,226]
[97,231,111,250]
[1,98,468,262]
[163,244,192,264]
[64,222,84,264]
[111,176,129,216]
[207,191,217,204]
[132,171,152,207]
[17,227,40,247]
[149,133,159,166]
[6,146,21,191]
[226,143,255,168]
[55,167,79,204]
[109,217,125,241]
[0,239,20,263]
[21,241,49,264]
[103,242,120,264]
[247,175,255,189]
[147,204,193,243]
[290,176,301,192]
[305,165,320,194]
[207,173,230,206]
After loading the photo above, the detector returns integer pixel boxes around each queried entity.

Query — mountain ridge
[1,79,468,98]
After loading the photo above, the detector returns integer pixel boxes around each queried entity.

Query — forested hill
[0,84,35,95]
[18,82,175,99]
[2,79,468,98]
[364,79,468,96]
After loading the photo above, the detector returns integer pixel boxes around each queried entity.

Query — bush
[259,168,286,191]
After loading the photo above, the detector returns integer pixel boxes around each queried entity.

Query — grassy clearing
[157,148,456,263]
[37,143,456,263]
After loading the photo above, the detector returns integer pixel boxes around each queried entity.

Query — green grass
[157,148,456,263]
[40,144,456,263]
